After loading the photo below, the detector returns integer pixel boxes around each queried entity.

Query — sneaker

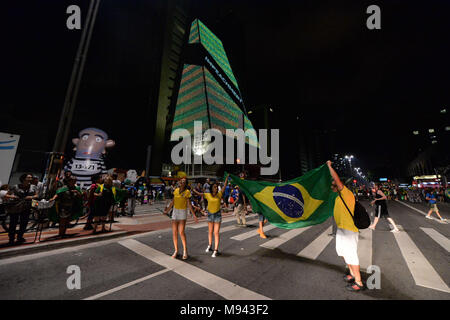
[205,245,212,252]
[390,229,400,233]
[212,250,219,258]
[425,216,432,219]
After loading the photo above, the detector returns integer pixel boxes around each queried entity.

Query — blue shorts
[257,213,265,222]
[207,211,222,223]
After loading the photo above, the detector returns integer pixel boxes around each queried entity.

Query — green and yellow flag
[227,164,337,229]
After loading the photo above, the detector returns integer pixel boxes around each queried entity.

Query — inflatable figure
[64,128,115,189]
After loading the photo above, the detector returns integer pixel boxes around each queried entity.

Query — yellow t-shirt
[173,188,191,209]
[334,186,358,233]
[204,191,222,213]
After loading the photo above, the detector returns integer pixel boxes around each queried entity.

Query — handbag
[338,192,371,229]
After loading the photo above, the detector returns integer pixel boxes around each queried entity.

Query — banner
[0,132,20,185]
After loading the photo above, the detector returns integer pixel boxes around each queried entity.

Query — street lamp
[345,155,354,177]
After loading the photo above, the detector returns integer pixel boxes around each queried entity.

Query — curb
[0,230,129,259]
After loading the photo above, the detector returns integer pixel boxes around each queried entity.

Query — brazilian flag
[227,164,337,229]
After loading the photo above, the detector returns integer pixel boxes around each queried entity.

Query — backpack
[338,192,371,229]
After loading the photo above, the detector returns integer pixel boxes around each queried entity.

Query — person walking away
[425,189,446,222]
[193,175,229,257]
[369,184,400,232]
[92,177,115,233]
[164,177,198,260]
[49,176,83,237]
[233,186,247,227]
[327,161,364,292]
[4,173,37,245]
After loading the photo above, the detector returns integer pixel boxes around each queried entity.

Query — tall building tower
[150,0,191,176]
[170,19,257,145]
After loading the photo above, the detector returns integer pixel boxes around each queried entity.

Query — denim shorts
[207,211,222,223]
[257,213,265,222]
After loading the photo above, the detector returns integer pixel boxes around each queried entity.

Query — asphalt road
[0,200,449,300]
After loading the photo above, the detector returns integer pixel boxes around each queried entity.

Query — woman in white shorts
[164,178,198,260]
[327,161,364,292]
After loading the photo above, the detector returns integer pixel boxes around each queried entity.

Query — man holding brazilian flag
[226,161,365,291]
[226,163,338,229]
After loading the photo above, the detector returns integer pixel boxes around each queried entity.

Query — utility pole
[43,0,101,196]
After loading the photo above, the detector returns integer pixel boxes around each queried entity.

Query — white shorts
[172,208,187,220]
[336,228,359,265]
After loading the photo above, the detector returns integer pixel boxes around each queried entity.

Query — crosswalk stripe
[260,227,312,250]
[83,269,170,300]
[118,239,271,300]
[420,227,450,253]
[220,221,257,233]
[393,225,450,293]
[395,200,426,216]
[230,224,277,241]
[358,228,373,273]
[297,226,333,260]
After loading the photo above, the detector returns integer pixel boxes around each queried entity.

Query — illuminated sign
[379,178,388,181]
[413,175,441,180]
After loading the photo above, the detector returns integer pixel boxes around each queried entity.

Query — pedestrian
[4,173,37,245]
[164,177,198,260]
[193,175,229,257]
[83,174,103,230]
[0,184,9,221]
[49,176,83,237]
[202,178,211,209]
[255,209,269,239]
[425,189,446,222]
[369,184,400,232]
[126,183,137,216]
[327,161,364,292]
[92,177,115,234]
[223,183,231,210]
[233,186,247,227]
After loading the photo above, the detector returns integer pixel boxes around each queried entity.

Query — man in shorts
[327,160,364,292]
[425,190,446,222]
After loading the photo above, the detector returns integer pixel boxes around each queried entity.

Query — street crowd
[0,165,448,294]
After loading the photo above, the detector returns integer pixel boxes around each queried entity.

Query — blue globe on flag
[273,185,305,218]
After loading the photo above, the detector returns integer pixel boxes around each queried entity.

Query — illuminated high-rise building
[170,19,258,147]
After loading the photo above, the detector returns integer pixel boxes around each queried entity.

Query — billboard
[0,132,20,185]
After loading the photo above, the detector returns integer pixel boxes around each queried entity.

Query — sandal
[171,251,178,259]
[346,281,365,292]
[182,252,188,260]
[343,274,355,283]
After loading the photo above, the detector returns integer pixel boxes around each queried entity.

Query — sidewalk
[0,203,241,258]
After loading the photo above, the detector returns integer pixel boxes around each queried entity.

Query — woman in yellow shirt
[193,175,229,258]
[164,178,198,260]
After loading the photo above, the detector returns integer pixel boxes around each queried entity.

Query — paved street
[0,200,449,300]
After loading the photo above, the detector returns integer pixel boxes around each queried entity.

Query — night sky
[2,0,449,178]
